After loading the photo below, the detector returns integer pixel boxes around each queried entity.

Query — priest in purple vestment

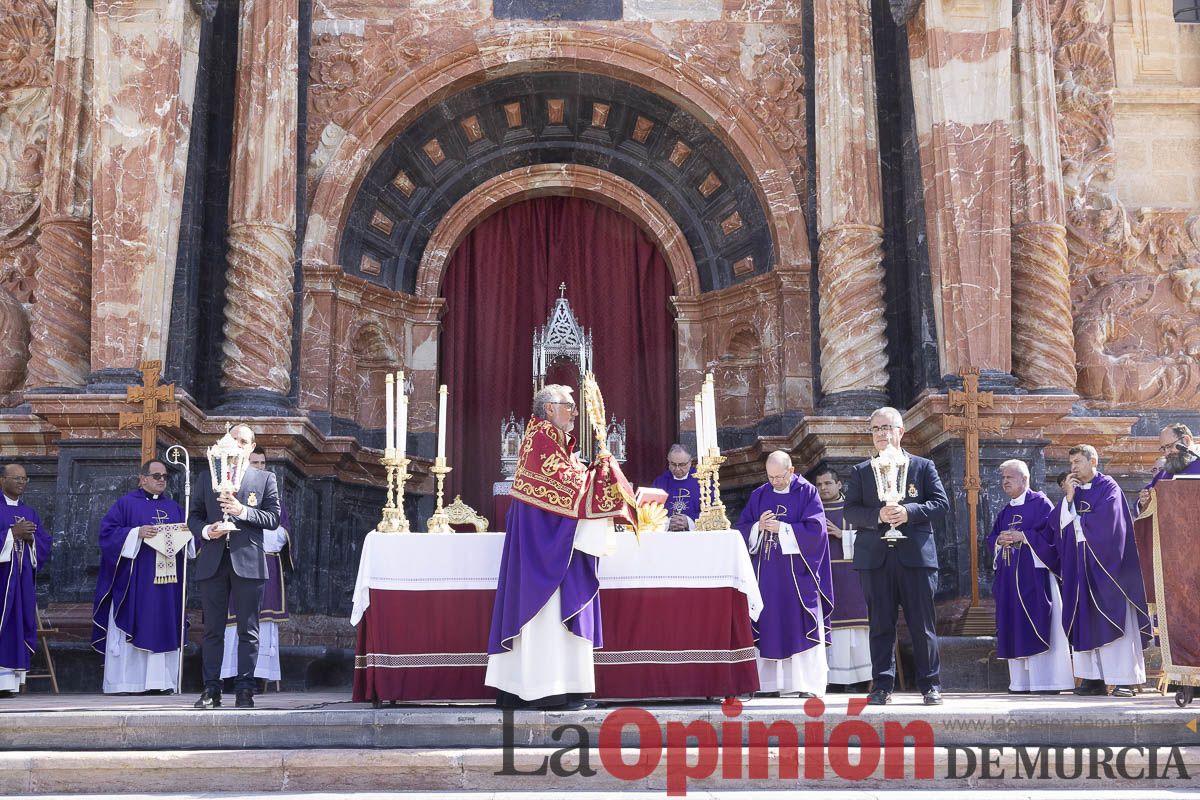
[92,460,191,694]
[650,444,702,530]
[812,467,870,692]
[485,384,635,710]
[0,464,51,698]
[1137,424,1200,513]
[987,460,1074,694]
[1047,444,1151,697]
[736,450,834,697]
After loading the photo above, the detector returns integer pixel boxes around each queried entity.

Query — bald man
[735,450,834,697]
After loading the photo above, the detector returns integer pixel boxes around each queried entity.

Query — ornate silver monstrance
[870,445,909,547]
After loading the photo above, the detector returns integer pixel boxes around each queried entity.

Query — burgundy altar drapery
[440,197,676,515]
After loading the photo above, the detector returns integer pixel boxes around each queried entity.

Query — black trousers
[858,550,941,693]
[198,548,265,693]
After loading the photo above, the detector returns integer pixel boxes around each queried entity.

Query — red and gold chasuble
[511,418,635,524]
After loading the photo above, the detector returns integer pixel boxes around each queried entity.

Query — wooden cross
[942,367,1003,620]
[119,361,181,464]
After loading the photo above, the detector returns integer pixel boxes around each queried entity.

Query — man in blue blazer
[189,424,281,709]
[843,407,949,706]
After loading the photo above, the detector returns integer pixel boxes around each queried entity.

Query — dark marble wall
[869,0,942,409]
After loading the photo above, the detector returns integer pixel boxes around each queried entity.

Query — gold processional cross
[119,360,182,464]
[942,367,1003,635]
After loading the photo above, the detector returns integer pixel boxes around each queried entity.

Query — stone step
[0,745,1195,794]
[0,693,1195,751]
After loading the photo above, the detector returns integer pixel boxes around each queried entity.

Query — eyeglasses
[869,424,899,434]
[4,476,28,483]
[144,472,169,480]
[548,402,577,411]
[1159,438,1184,454]
[668,460,693,468]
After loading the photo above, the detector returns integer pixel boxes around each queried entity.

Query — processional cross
[119,360,181,463]
[942,367,1003,634]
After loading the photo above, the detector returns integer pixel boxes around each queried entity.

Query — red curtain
[440,197,676,518]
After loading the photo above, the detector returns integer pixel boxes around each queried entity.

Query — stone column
[28,0,92,390]
[1010,0,1076,393]
[220,0,299,408]
[907,0,1014,383]
[814,0,890,408]
[90,1,200,386]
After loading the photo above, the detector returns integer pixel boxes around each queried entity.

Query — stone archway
[302,28,809,276]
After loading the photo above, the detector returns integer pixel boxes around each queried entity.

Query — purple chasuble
[486,500,601,654]
[986,490,1056,659]
[0,500,50,673]
[735,475,834,659]
[650,470,703,522]
[823,499,868,629]
[91,490,187,655]
[1047,473,1151,652]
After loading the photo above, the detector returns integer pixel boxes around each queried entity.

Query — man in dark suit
[189,424,281,709]
[843,407,949,706]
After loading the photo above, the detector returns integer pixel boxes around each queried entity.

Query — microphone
[1174,441,1200,459]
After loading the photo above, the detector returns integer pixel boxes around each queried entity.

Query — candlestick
[436,384,448,460]
[427,456,453,533]
[385,373,395,457]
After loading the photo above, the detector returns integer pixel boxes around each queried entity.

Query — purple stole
[735,475,834,659]
[823,499,868,630]
[986,490,1056,659]
[1049,473,1152,652]
[650,470,702,521]
[0,500,50,672]
[91,490,187,655]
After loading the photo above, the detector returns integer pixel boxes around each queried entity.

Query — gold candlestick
[427,456,453,533]
[376,450,411,533]
[696,451,732,531]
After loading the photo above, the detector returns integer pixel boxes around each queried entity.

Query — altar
[351,529,762,704]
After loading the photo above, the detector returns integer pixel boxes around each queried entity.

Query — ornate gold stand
[376,448,412,533]
[696,450,732,531]
[426,457,453,533]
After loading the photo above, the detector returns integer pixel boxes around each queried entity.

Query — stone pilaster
[90,0,200,383]
[908,0,1014,382]
[1010,0,1075,393]
[28,0,92,390]
[814,0,889,406]
[220,0,299,406]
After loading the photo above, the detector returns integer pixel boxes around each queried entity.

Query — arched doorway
[440,195,676,514]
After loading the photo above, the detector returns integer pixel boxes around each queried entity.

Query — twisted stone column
[28,0,91,389]
[220,0,298,401]
[814,0,890,399]
[1010,0,1076,391]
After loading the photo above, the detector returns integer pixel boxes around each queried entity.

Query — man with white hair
[987,460,1073,694]
[1047,444,1151,697]
[843,407,949,705]
[734,450,833,697]
[485,384,635,709]
[650,444,702,530]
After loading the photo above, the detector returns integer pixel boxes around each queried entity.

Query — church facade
[0,0,1197,642]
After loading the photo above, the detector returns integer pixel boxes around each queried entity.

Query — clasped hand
[879,505,908,526]
[758,510,781,533]
[11,518,35,542]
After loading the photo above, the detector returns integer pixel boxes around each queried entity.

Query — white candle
[396,371,407,456]
[436,384,448,461]
[385,373,395,454]
[703,373,718,455]
[694,393,706,456]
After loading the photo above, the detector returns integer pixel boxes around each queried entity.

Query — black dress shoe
[1073,679,1107,696]
[194,689,221,709]
[867,688,892,705]
[235,689,255,708]
[922,687,944,705]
